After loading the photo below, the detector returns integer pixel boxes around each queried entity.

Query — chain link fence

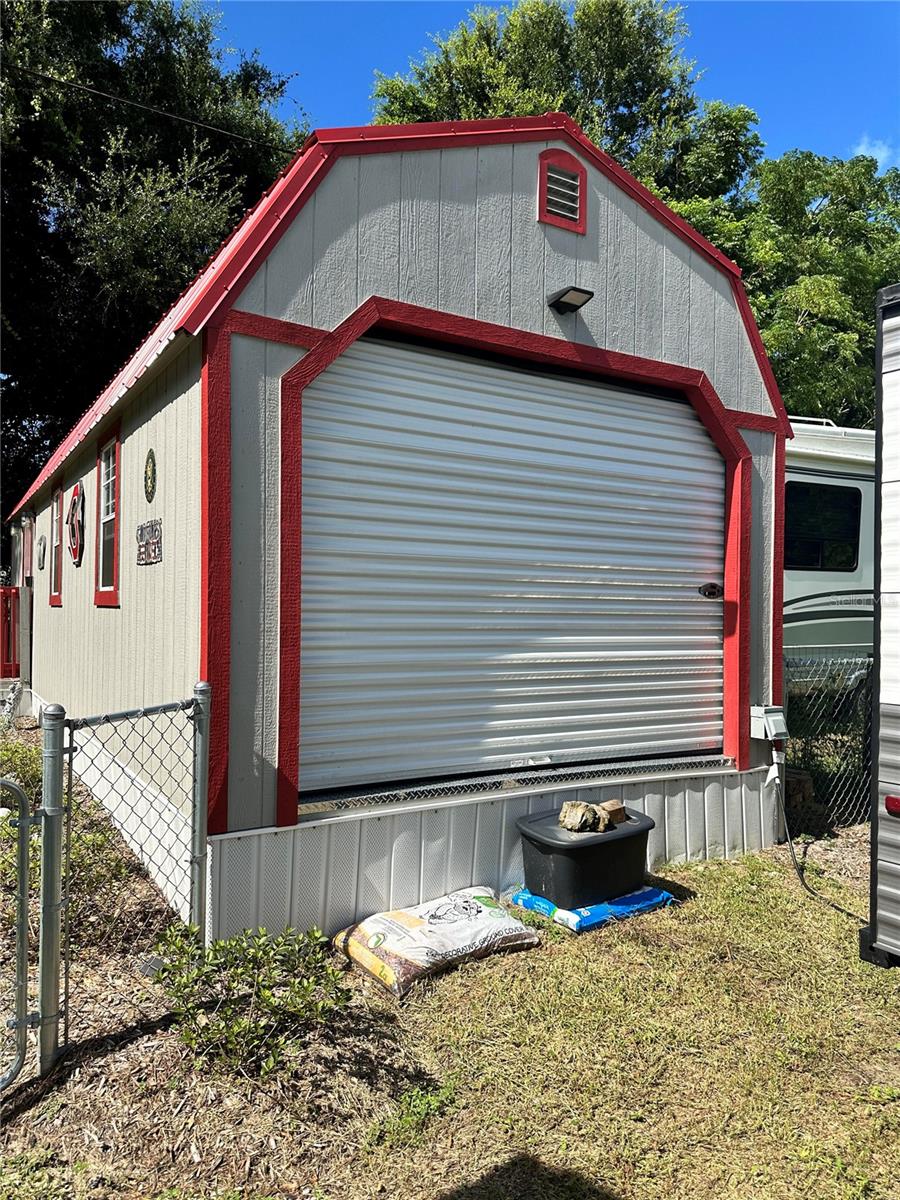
[1,684,208,1093]
[783,656,873,838]
[61,691,208,1054]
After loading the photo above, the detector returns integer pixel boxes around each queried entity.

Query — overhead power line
[5,62,294,152]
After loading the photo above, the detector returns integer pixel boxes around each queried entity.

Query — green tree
[374,0,763,200]
[1,0,302,522]
[674,153,900,427]
[374,0,900,426]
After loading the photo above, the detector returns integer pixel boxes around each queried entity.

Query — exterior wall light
[547,286,594,314]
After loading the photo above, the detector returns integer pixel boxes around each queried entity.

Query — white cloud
[852,134,896,171]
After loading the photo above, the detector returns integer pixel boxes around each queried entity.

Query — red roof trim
[10,112,786,519]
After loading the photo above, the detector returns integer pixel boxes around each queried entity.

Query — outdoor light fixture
[547,286,594,314]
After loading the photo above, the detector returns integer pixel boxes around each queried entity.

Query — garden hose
[769,750,865,924]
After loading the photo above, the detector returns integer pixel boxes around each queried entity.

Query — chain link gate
[783,656,873,838]
[1,683,209,1091]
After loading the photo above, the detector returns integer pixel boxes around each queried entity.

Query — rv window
[785,481,861,572]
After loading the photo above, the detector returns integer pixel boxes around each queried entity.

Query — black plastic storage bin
[516,807,655,909]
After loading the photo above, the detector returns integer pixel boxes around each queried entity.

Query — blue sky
[211,1,900,168]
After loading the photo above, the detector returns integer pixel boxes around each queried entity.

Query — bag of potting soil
[334,886,539,997]
[510,884,674,933]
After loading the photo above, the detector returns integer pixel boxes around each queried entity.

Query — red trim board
[200,324,232,835]
[201,310,324,832]
[10,112,787,519]
[276,297,754,823]
[1,588,20,679]
[93,428,121,607]
[771,435,786,706]
[224,309,328,349]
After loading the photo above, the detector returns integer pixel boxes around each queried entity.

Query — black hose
[772,765,866,925]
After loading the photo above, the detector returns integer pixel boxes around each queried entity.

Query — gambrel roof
[11,112,788,518]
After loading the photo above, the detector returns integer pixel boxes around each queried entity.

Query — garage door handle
[698,583,724,599]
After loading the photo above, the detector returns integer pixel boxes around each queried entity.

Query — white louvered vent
[545,162,581,222]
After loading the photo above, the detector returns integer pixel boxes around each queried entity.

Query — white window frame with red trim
[49,487,63,606]
[95,432,121,607]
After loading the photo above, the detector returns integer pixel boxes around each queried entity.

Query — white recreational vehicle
[784,417,875,657]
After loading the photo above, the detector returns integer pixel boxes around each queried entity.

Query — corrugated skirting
[209,767,774,938]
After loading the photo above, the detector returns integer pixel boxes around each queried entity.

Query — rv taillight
[885,796,900,817]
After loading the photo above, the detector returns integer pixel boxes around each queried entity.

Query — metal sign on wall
[136,518,162,565]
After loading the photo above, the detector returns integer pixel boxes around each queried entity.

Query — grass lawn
[3,851,897,1199]
[2,721,898,1200]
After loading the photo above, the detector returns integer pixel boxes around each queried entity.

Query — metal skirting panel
[209,767,772,938]
[300,337,726,792]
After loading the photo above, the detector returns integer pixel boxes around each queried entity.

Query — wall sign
[37,535,47,571]
[136,518,163,565]
[66,482,85,566]
[144,448,157,503]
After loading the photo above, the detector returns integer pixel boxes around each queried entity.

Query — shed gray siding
[30,341,202,717]
[229,335,305,829]
[235,143,775,420]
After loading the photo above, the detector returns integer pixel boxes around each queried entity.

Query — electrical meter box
[750,705,789,741]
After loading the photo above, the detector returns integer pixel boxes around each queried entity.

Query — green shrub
[0,734,42,803]
[0,735,42,905]
[366,1081,457,1149]
[155,924,351,1076]
[0,731,133,941]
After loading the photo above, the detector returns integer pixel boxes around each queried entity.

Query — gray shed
[9,113,792,936]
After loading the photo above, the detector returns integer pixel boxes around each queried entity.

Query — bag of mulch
[334,886,539,997]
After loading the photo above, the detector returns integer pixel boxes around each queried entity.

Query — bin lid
[516,806,655,848]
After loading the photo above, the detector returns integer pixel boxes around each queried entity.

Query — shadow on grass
[308,1000,437,1102]
[2,996,433,1125]
[645,872,695,904]
[0,1012,178,1123]
[436,1153,623,1200]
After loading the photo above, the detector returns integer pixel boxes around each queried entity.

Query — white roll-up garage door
[299,338,725,792]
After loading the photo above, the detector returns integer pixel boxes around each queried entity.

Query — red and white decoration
[66,482,85,566]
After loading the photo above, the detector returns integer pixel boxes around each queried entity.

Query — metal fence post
[38,703,65,1074]
[190,681,211,939]
[0,779,36,1091]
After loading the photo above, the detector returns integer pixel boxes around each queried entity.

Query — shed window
[785,481,861,571]
[95,434,120,605]
[49,489,63,606]
[538,149,587,235]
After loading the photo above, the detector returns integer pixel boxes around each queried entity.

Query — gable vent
[545,163,581,222]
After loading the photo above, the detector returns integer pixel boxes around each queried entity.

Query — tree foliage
[374,0,763,200]
[673,153,900,426]
[375,0,900,428]
[1,0,301,519]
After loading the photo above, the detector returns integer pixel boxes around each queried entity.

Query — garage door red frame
[274,297,753,826]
